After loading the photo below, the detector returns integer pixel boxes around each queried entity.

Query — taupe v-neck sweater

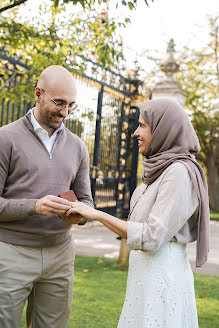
[0,112,93,247]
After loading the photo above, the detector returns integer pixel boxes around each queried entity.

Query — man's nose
[59,105,69,117]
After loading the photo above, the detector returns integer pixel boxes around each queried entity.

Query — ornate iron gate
[0,52,143,218]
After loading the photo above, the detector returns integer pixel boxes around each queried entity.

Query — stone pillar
[152,39,187,106]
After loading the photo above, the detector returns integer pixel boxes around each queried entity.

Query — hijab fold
[139,99,209,267]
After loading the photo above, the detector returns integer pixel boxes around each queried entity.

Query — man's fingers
[70,200,80,207]
[45,199,70,211]
[46,195,72,206]
[42,208,70,216]
[36,195,72,216]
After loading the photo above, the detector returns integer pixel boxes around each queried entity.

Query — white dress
[118,163,199,328]
[117,243,199,328]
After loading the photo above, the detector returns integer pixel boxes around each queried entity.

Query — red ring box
[58,190,77,202]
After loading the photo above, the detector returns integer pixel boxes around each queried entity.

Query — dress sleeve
[127,164,199,252]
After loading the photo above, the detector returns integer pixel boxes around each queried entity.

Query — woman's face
[134,114,152,154]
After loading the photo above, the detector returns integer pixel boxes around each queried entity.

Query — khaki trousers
[0,238,75,328]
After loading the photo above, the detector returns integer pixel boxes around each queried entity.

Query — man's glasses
[40,88,78,113]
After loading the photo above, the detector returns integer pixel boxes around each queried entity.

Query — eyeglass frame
[39,88,78,113]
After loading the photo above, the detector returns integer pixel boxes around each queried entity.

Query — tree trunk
[117,238,130,269]
[206,155,219,210]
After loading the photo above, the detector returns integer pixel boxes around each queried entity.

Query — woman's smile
[134,115,152,154]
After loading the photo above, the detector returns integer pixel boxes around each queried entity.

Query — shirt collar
[30,107,64,135]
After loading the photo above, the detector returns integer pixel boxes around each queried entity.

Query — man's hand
[35,195,72,216]
[59,213,85,225]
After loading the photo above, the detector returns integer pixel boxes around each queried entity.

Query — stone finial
[160,38,179,80]
[151,39,187,107]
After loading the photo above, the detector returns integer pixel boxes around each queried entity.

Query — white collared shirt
[30,108,64,154]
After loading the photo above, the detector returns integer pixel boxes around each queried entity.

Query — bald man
[0,65,93,328]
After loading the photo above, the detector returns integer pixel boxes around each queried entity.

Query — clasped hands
[35,195,85,224]
[35,195,98,224]
[60,200,99,224]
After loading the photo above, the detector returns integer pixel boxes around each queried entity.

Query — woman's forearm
[96,210,127,239]
[66,202,128,238]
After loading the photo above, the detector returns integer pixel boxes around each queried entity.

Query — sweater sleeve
[127,163,199,252]
[0,132,37,222]
[71,141,94,224]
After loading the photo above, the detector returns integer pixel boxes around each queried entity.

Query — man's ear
[35,87,41,102]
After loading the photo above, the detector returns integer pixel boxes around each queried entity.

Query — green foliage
[177,16,219,164]
[0,0,154,13]
[0,2,124,102]
[120,0,153,10]
[0,0,155,101]
[19,255,219,328]
[176,15,219,209]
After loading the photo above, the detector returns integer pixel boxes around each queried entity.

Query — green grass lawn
[19,255,219,328]
[210,210,219,221]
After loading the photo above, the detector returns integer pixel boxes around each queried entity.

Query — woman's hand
[66,201,128,239]
[65,201,100,221]
[59,212,85,224]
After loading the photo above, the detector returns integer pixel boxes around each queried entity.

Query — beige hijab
[139,98,209,267]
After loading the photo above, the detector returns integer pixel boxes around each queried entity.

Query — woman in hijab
[65,98,209,328]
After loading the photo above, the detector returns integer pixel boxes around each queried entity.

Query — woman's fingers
[66,208,77,216]
[65,202,84,215]
[68,202,100,221]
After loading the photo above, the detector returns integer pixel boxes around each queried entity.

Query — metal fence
[0,52,142,218]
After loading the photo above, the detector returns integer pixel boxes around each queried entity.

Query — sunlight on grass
[210,210,219,221]
[19,255,219,328]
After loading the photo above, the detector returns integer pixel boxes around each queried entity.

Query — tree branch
[0,0,28,13]
[196,153,207,165]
